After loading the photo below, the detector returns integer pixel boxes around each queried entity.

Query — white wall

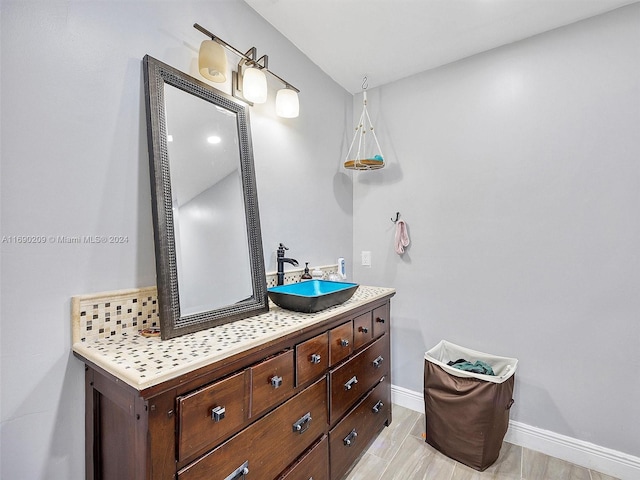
[353,4,640,458]
[0,1,352,478]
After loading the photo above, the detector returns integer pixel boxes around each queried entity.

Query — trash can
[423,340,518,471]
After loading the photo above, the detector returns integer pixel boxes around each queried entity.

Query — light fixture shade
[242,67,267,104]
[276,88,299,118]
[199,40,227,82]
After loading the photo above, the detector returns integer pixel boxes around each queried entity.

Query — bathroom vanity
[73,285,394,480]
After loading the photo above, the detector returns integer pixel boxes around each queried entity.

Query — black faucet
[277,243,299,286]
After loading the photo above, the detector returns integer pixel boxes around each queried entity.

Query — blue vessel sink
[268,280,359,313]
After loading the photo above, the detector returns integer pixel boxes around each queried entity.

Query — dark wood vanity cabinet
[82,297,392,480]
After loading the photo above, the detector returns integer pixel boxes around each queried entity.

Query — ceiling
[244,0,638,94]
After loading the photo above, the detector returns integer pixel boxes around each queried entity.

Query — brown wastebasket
[423,340,518,471]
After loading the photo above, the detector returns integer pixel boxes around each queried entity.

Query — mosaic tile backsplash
[71,286,160,343]
[265,264,339,287]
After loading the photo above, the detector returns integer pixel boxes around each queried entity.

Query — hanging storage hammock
[344,81,385,170]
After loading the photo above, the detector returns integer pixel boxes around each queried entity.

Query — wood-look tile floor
[345,404,619,480]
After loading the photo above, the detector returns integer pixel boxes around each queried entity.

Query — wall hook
[391,212,400,223]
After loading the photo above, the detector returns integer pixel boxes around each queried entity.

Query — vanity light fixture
[275,86,300,118]
[198,39,227,82]
[242,67,267,103]
[240,51,268,104]
[194,23,300,117]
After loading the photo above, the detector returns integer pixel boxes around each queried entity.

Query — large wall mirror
[143,55,268,340]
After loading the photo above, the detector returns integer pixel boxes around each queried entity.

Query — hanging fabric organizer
[344,80,385,171]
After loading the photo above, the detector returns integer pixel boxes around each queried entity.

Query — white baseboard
[391,384,640,480]
[391,384,426,414]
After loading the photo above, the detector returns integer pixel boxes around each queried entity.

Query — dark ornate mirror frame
[143,55,268,340]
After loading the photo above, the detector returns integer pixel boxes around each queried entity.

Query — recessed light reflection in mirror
[207,135,222,144]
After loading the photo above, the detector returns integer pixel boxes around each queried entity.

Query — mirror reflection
[164,85,252,315]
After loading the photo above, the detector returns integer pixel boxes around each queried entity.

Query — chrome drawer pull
[359,326,369,334]
[211,406,226,422]
[372,355,384,368]
[343,429,358,446]
[372,401,384,413]
[344,376,358,390]
[292,412,312,434]
[376,317,385,324]
[224,460,249,480]
[340,339,349,347]
[271,375,283,388]
[310,353,321,364]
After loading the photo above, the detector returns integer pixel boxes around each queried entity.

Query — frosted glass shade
[242,67,267,104]
[198,40,227,83]
[276,88,299,118]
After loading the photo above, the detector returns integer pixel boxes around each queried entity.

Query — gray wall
[177,171,252,315]
[0,1,352,478]
[2,0,638,477]
[352,4,640,457]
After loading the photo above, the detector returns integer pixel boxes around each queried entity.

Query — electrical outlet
[361,251,371,266]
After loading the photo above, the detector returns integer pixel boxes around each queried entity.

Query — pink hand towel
[395,220,410,255]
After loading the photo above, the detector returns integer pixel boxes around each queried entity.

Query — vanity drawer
[329,377,391,480]
[178,377,328,480]
[372,304,389,339]
[353,311,373,350]
[177,370,247,462]
[277,435,329,480]
[329,321,353,366]
[329,335,388,425]
[251,350,295,417]
[295,332,328,387]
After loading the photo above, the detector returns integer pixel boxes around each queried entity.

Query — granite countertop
[73,285,395,391]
